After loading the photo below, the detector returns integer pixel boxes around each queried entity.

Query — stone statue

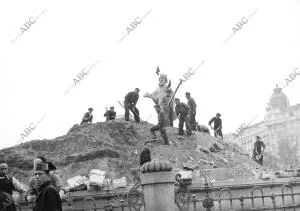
[144,73,175,126]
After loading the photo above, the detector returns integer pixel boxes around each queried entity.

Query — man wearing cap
[150,104,169,145]
[104,106,116,121]
[0,162,26,194]
[174,98,192,136]
[80,108,93,125]
[185,92,197,131]
[124,88,140,122]
[208,113,223,139]
[252,136,266,165]
[26,157,64,201]
[32,162,62,211]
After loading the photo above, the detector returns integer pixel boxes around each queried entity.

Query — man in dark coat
[33,162,62,211]
[150,105,169,145]
[80,108,93,125]
[208,113,223,139]
[124,88,140,122]
[252,136,266,165]
[104,106,116,121]
[175,98,192,136]
[140,142,152,166]
[185,92,197,131]
[0,162,26,211]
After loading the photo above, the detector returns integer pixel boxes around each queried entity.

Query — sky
[0,0,299,150]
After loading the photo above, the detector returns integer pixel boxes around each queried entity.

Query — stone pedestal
[140,161,175,211]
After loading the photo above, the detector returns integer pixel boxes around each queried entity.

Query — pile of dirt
[0,119,262,186]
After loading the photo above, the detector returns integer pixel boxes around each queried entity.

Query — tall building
[227,85,300,163]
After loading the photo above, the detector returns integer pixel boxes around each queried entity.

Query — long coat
[34,181,62,211]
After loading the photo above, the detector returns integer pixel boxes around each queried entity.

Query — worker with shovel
[252,136,265,166]
[124,88,140,122]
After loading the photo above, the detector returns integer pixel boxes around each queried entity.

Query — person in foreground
[33,162,62,211]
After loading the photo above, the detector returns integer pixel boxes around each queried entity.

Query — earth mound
[0,119,261,186]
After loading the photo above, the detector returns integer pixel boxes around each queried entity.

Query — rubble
[0,120,272,187]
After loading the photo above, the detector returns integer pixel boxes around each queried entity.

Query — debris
[197,145,210,154]
[183,160,199,170]
[112,177,127,189]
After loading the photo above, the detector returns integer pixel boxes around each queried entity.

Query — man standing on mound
[124,88,140,122]
[150,104,169,145]
[175,98,192,137]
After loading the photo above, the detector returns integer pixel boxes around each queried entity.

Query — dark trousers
[168,108,174,127]
[178,116,191,135]
[124,102,140,122]
[150,125,169,145]
[252,152,263,165]
[189,112,196,131]
[164,107,174,127]
[214,128,223,139]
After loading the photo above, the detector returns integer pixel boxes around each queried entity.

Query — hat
[34,162,56,171]
[174,98,180,101]
[110,106,114,109]
[256,135,261,139]
[88,108,93,111]
[216,113,221,116]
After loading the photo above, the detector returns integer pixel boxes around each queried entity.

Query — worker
[104,106,116,121]
[32,162,62,211]
[185,92,197,131]
[124,88,140,122]
[161,89,174,126]
[252,136,266,165]
[150,104,169,145]
[26,157,64,201]
[174,98,192,136]
[208,113,223,139]
[80,108,93,125]
[140,142,152,166]
[0,162,26,211]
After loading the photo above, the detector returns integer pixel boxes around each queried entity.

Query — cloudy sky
[0,0,299,150]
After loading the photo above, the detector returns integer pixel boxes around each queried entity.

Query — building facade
[227,85,300,163]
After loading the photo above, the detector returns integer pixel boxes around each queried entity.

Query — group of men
[80,88,224,145]
[0,158,63,211]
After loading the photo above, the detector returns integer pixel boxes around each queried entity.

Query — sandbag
[112,177,127,189]
[67,175,87,189]
[88,169,106,188]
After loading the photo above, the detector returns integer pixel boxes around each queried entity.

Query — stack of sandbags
[66,175,88,191]
[87,169,106,191]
